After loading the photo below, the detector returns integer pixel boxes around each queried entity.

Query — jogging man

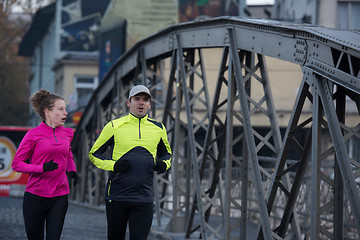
[89,84,172,240]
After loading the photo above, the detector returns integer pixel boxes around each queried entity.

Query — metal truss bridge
[71,17,360,239]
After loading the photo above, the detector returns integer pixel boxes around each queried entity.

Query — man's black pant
[23,192,68,240]
[105,200,153,240]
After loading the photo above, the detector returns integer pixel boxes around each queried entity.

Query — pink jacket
[12,122,77,197]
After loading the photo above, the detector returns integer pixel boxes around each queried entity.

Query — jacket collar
[129,113,148,122]
[40,121,62,130]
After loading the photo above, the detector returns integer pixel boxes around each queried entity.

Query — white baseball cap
[128,85,152,99]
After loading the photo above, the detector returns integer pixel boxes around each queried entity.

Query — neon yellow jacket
[89,113,171,202]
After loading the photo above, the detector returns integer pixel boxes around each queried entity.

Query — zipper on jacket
[138,118,141,139]
[53,128,57,142]
[107,180,112,196]
[107,173,119,199]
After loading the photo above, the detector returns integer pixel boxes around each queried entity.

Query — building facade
[273,0,360,30]
[18,1,106,126]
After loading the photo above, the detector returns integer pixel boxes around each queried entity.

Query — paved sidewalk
[0,196,168,240]
[0,196,108,240]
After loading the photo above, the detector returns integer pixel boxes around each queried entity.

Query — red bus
[0,126,31,196]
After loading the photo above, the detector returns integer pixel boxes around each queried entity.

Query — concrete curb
[150,229,175,240]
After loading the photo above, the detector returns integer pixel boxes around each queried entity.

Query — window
[348,136,360,163]
[338,2,360,30]
[71,75,98,110]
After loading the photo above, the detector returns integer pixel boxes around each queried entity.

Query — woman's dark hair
[29,89,64,120]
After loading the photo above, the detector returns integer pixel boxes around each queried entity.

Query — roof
[18,2,56,57]
[52,52,99,70]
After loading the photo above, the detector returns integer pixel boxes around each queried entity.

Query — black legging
[105,201,153,240]
[23,192,68,240]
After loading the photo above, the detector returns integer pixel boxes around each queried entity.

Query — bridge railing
[70,17,360,240]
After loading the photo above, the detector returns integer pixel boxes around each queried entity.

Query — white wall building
[273,0,360,30]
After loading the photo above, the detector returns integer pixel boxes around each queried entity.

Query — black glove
[153,161,167,174]
[113,159,131,174]
[43,160,58,172]
[69,171,78,186]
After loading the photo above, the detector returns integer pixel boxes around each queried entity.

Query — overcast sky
[247,0,274,4]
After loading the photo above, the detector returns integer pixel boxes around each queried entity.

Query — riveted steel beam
[71,17,360,239]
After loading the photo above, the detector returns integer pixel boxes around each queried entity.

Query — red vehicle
[0,126,31,196]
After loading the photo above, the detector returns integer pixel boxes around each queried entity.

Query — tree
[0,0,57,126]
[0,9,30,125]
[1,0,55,14]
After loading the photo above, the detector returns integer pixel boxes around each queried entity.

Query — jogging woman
[12,89,78,240]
